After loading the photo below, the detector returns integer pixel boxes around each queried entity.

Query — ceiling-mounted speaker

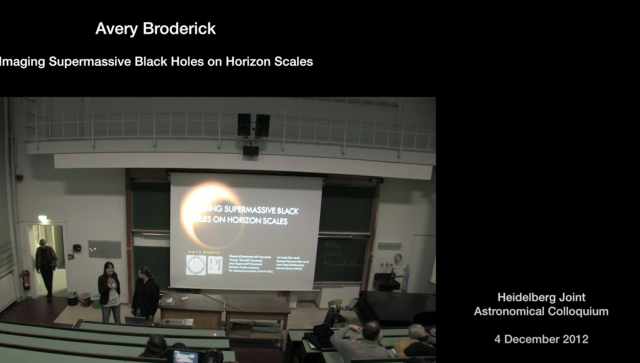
[237,113,251,137]
[256,114,270,138]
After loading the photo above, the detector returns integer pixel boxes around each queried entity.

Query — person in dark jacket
[131,266,160,324]
[35,239,58,302]
[98,261,121,324]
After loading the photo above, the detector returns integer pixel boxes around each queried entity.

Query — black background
[1,14,626,361]
[1,17,427,96]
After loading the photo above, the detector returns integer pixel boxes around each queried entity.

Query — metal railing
[19,97,436,156]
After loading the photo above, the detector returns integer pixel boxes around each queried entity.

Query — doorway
[28,223,68,298]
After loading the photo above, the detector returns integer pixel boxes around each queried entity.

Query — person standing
[131,266,160,324]
[35,239,57,302]
[98,261,121,324]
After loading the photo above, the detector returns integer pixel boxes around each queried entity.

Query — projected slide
[170,173,323,291]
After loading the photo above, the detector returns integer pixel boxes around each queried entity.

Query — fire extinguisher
[22,270,30,290]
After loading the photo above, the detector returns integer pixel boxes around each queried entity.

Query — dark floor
[0,295,70,327]
[0,295,284,363]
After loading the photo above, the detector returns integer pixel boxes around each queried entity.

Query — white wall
[10,96,436,304]
[14,149,128,300]
[369,172,436,293]
[14,160,436,302]
[53,153,433,181]
[14,156,436,302]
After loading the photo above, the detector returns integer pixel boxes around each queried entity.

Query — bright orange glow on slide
[180,182,243,249]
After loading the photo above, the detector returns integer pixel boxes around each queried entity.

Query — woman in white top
[98,261,121,324]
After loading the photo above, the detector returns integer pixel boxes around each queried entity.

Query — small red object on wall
[22,270,30,290]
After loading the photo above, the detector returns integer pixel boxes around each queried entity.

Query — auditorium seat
[0,330,236,361]
[0,321,227,348]
[327,299,348,325]
[327,299,342,310]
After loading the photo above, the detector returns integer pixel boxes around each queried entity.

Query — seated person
[139,334,167,358]
[330,322,388,363]
[405,324,436,357]
[392,324,426,357]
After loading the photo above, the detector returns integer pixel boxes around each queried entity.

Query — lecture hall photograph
[0,97,436,363]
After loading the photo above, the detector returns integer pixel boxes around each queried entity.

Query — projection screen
[169,173,323,291]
